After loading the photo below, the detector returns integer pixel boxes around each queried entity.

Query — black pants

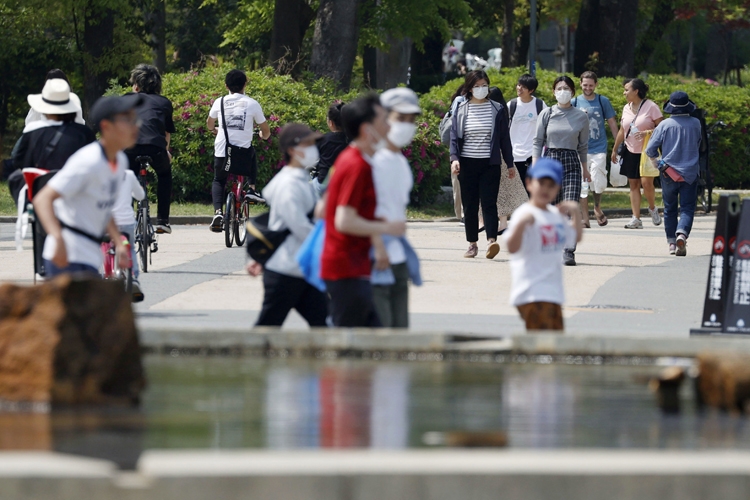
[125,145,172,222]
[256,270,328,327]
[458,156,500,242]
[212,156,258,211]
[514,157,532,195]
[325,278,381,328]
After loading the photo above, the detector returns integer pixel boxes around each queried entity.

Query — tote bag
[639,130,660,177]
[296,219,326,292]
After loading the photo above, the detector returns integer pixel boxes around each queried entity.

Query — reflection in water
[370,366,409,448]
[265,367,320,448]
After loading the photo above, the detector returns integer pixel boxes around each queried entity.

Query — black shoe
[132,281,144,303]
[210,211,223,233]
[563,249,576,266]
[478,225,485,233]
[245,187,265,204]
[155,221,171,234]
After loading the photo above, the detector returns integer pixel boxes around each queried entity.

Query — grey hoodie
[262,166,318,278]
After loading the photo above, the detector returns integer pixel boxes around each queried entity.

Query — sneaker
[210,210,223,233]
[155,221,172,234]
[649,207,662,226]
[486,241,500,259]
[245,187,265,203]
[460,217,465,226]
[669,243,676,255]
[132,281,144,303]
[464,243,478,258]
[624,217,643,229]
[675,234,687,256]
[563,249,576,266]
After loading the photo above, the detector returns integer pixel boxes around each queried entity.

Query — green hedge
[420,68,750,189]
[109,63,449,204]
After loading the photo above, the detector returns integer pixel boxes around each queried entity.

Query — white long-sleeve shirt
[112,170,146,227]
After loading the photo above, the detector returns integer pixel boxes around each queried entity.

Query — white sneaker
[649,207,662,226]
[675,234,687,256]
[624,217,643,229]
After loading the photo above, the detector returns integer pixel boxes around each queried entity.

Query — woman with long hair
[611,78,664,229]
[532,75,590,266]
[449,70,514,259]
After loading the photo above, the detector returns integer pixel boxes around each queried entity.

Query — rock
[0,275,145,406]
[695,353,750,415]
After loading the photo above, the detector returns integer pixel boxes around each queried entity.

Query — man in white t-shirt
[371,88,422,328]
[33,94,143,278]
[508,73,547,191]
[206,69,271,232]
[503,158,581,331]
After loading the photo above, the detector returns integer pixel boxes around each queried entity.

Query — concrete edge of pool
[2,449,750,500]
[138,327,750,358]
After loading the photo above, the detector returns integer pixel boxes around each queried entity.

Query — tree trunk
[575,0,637,77]
[501,0,515,67]
[145,0,167,72]
[82,5,116,114]
[516,24,530,70]
[367,37,411,90]
[270,0,315,74]
[685,17,695,76]
[574,0,599,75]
[634,0,675,73]
[310,0,360,90]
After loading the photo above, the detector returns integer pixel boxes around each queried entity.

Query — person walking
[312,101,348,195]
[124,64,176,234]
[207,69,271,232]
[645,91,702,256]
[320,94,406,327]
[508,73,547,190]
[503,158,582,331]
[571,71,619,227]
[611,78,664,229]
[371,88,423,328]
[449,70,514,259]
[532,76,590,266]
[33,95,143,278]
[247,124,329,326]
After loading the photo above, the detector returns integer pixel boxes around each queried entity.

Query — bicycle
[698,120,727,214]
[101,233,133,295]
[134,156,158,272]
[223,174,260,248]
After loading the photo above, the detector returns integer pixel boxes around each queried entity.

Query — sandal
[595,209,608,227]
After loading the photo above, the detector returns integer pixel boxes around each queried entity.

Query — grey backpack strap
[509,98,517,121]
[535,98,543,114]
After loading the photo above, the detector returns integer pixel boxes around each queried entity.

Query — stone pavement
[0,214,716,337]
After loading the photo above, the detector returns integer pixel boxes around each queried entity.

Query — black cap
[89,94,144,131]
[279,123,323,154]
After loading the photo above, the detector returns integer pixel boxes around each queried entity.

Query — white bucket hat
[27,79,82,115]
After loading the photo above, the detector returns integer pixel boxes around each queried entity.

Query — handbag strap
[37,128,64,169]
[625,100,645,140]
[220,96,230,157]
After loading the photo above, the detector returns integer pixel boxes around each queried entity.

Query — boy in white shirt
[507,73,547,189]
[111,169,146,301]
[503,158,582,331]
[371,88,422,328]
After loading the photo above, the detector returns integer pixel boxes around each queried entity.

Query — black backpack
[245,211,290,265]
[509,97,544,124]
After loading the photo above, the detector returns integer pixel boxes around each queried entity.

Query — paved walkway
[0,214,716,337]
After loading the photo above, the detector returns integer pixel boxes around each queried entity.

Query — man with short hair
[508,73,547,189]
[33,94,143,278]
[645,91,702,257]
[207,69,271,232]
[571,71,619,227]
[320,94,406,327]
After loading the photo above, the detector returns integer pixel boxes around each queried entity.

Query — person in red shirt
[320,94,406,327]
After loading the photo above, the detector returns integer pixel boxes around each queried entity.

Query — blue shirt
[571,94,616,154]
[645,114,702,184]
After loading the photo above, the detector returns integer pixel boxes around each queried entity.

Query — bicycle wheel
[139,203,150,273]
[234,198,250,246]
[224,192,235,248]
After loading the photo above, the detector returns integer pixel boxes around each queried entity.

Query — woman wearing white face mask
[370,88,424,328]
[250,123,328,327]
[449,70,515,259]
[532,75,590,266]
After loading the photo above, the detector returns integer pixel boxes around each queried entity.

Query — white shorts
[588,153,608,194]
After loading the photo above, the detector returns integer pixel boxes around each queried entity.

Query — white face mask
[555,89,572,105]
[387,121,417,148]
[294,145,319,169]
[369,125,388,152]
[472,85,489,100]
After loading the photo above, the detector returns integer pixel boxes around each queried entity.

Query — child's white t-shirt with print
[503,202,576,306]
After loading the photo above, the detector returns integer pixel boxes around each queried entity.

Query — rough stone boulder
[0,275,145,406]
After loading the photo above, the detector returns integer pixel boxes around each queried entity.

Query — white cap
[380,88,422,115]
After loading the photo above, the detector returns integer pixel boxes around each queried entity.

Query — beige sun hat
[27,79,82,115]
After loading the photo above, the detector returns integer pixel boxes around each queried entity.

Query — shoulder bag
[220,97,258,177]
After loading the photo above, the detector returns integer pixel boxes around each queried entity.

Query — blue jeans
[43,260,99,279]
[661,172,697,244]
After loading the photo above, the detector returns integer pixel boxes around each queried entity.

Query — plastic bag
[609,160,627,187]
[296,219,326,292]
[639,130,660,177]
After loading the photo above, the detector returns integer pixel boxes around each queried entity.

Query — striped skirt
[546,148,582,205]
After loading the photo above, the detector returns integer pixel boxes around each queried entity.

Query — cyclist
[124,64,176,235]
[207,69,271,232]
[33,94,142,278]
